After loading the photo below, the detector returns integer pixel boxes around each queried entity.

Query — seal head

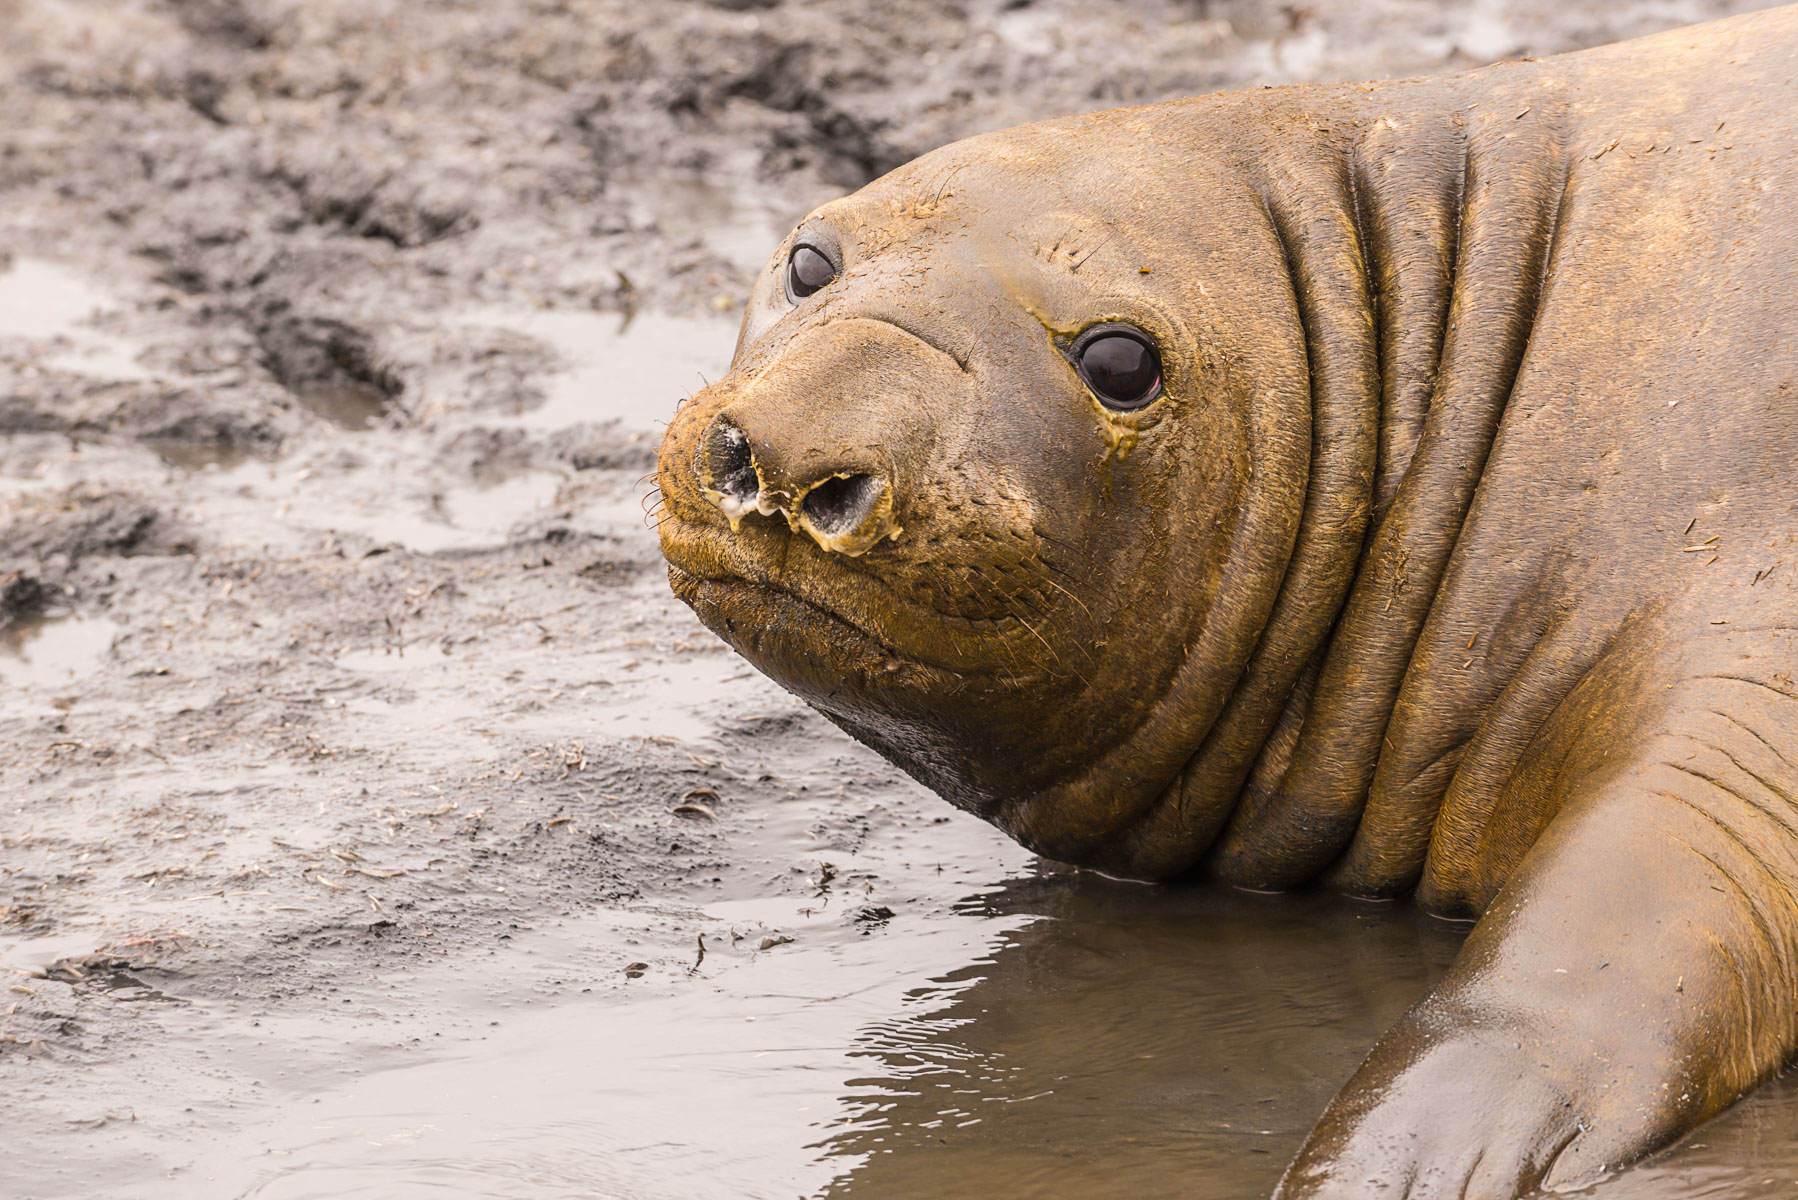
[657,111,1323,877]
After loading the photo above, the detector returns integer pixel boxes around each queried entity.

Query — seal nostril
[703,419,759,507]
[800,473,884,535]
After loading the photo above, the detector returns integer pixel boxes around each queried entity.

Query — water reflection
[220,817,1035,1200]
[817,871,1464,1199]
[147,438,269,472]
[45,808,1798,1199]
[818,869,1798,1199]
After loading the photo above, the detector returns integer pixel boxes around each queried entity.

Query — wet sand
[3,2,1795,1197]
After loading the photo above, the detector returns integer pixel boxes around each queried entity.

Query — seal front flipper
[1276,623,1798,1199]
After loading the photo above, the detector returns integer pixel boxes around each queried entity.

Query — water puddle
[0,929,106,976]
[0,257,151,381]
[158,795,1027,1200]
[580,650,759,743]
[0,613,119,693]
[456,308,739,433]
[189,868,1798,1200]
[820,883,1461,1199]
[295,383,395,431]
[148,439,271,472]
[175,865,1469,1200]
[334,642,454,673]
[237,906,1030,1199]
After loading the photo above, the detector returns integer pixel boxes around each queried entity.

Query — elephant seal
[656,7,1798,1196]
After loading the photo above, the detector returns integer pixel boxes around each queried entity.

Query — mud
[2,1,1793,1197]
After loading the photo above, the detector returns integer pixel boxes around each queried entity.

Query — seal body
[657,8,1798,1196]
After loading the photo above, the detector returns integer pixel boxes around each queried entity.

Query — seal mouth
[667,563,966,692]
[661,526,1051,687]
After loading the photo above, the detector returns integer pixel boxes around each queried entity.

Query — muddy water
[0,256,150,381]
[459,307,746,432]
[0,613,120,717]
[199,809,1036,1199]
[79,854,1798,1200]
[295,385,395,431]
[94,789,1472,1200]
[0,613,117,686]
[817,884,1459,1200]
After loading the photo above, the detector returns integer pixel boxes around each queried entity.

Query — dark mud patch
[252,312,403,428]
[0,488,193,575]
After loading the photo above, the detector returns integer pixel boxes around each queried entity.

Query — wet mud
[2,1,1794,1197]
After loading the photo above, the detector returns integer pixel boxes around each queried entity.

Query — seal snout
[696,411,901,557]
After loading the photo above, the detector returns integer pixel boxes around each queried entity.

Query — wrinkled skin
[656,7,1798,1197]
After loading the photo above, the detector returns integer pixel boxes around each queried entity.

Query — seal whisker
[931,163,965,206]
[1069,232,1115,274]
[1029,525,1080,555]
[988,563,1102,668]
[1028,566,1101,637]
[960,569,1096,687]
[957,575,1048,678]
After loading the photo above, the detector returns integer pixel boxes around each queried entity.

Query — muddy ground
[2,2,1793,1198]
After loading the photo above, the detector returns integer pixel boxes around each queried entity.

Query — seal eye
[785,244,837,301]
[1072,325,1163,411]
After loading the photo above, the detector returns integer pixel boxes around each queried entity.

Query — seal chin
[667,558,1020,823]
[663,516,1200,874]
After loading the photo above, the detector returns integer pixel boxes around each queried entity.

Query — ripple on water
[227,830,1036,1200]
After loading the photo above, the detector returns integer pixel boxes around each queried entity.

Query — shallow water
[457,307,741,432]
[0,257,150,381]
[295,384,396,431]
[0,612,120,708]
[817,882,1462,1200]
[68,856,1798,1200]
[85,808,1475,1200]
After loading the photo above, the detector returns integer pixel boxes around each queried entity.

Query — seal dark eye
[785,244,837,301]
[1072,324,1163,411]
